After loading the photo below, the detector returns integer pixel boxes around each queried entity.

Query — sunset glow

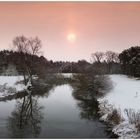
[0,2,140,61]
[67,33,76,42]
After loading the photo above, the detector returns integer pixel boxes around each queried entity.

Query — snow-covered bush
[125,109,140,133]
[98,75,140,138]
[0,83,16,97]
[107,109,122,125]
[98,100,123,125]
[0,76,28,99]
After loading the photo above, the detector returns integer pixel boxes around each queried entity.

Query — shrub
[107,108,122,125]
[124,109,140,132]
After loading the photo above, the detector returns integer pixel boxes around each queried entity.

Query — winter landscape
[0,1,140,139]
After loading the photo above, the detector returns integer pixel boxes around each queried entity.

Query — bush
[124,109,140,132]
[94,75,113,97]
[107,109,122,125]
[71,73,112,100]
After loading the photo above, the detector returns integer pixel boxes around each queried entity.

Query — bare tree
[91,52,104,63]
[105,51,119,73]
[13,35,29,53]
[105,51,119,63]
[13,35,42,86]
[28,37,42,55]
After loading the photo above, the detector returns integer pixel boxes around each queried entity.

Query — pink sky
[0,2,140,62]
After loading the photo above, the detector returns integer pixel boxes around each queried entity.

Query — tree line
[119,46,140,77]
[91,46,140,77]
[0,50,92,75]
[0,50,121,76]
[0,35,140,78]
[91,51,120,74]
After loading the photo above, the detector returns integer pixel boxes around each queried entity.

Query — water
[0,84,115,138]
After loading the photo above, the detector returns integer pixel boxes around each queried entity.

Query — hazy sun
[67,33,76,42]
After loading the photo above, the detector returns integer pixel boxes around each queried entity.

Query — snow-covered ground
[98,75,140,138]
[62,73,73,78]
[0,76,27,98]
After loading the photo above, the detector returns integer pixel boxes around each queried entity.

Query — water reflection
[77,99,98,120]
[71,74,116,138]
[7,93,43,138]
[72,86,99,121]
[0,74,116,138]
[4,74,69,138]
[71,74,99,121]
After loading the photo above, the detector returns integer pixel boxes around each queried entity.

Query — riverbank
[0,76,27,98]
[0,83,115,138]
[98,75,140,138]
[0,74,71,100]
[1,74,140,138]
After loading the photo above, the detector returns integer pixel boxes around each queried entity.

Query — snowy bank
[62,73,73,78]
[98,75,140,138]
[0,76,27,98]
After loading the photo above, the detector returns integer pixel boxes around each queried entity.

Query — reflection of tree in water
[4,73,70,138]
[71,74,111,121]
[71,75,98,120]
[73,87,99,121]
[71,74,118,138]
[77,99,99,120]
[8,93,43,138]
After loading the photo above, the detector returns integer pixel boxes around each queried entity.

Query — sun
[67,33,76,42]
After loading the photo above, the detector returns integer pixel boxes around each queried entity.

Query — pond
[0,83,116,138]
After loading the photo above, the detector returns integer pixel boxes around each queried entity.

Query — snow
[62,73,73,78]
[0,76,27,98]
[99,75,140,113]
[113,122,139,139]
[98,74,140,138]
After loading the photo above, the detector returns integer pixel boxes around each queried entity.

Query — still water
[0,84,114,138]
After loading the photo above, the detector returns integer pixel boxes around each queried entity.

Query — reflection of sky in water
[38,84,108,138]
[38,84,80,122]
[0,100,16,138]
[0,100,16,118]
